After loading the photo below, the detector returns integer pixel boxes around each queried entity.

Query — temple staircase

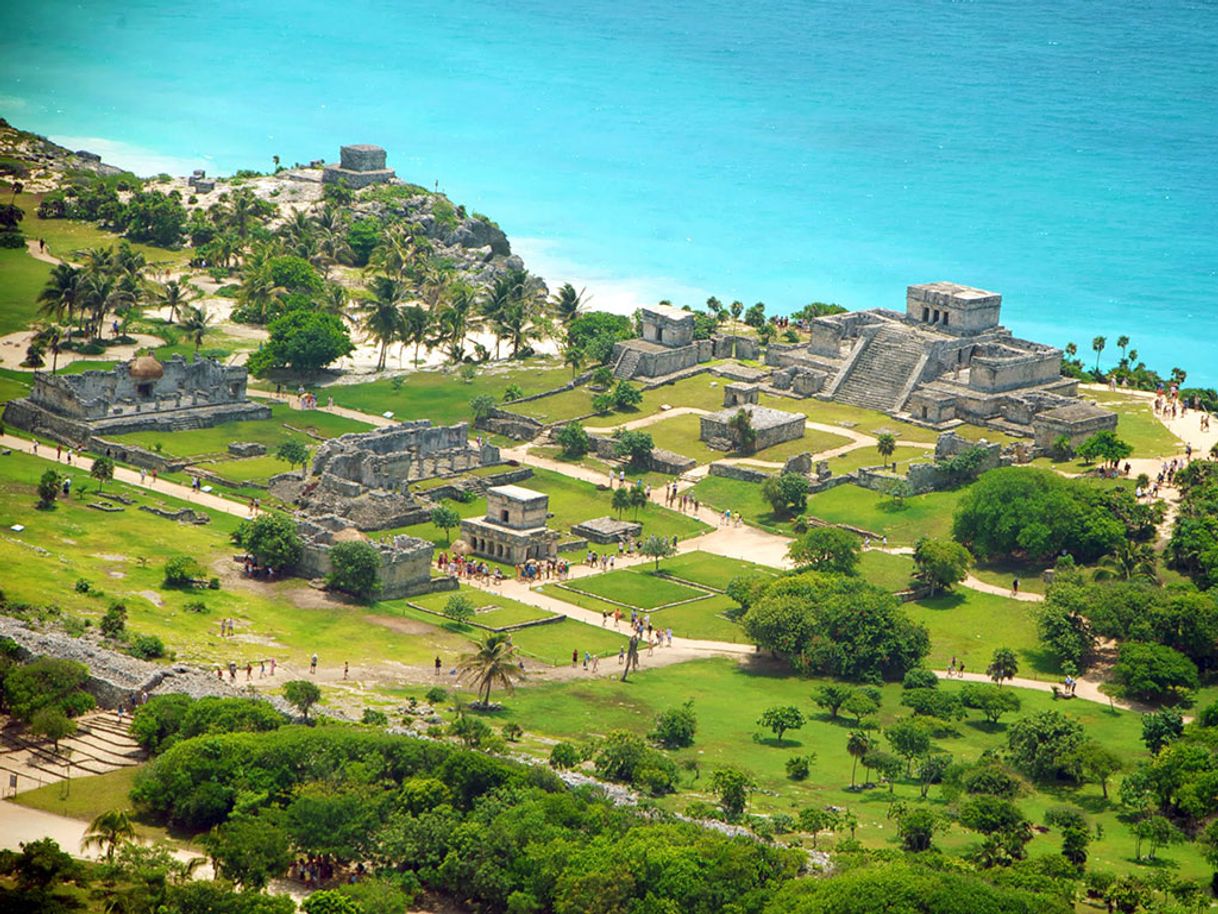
[613,348,642,380]
[832,326,928,413]
[0,711,145,794]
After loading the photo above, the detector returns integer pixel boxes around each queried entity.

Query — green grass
[507,619,628,664]
[480,656,1203,876]
[0,450,470,671]
[195,453,294,485]
[563,569,708,609]
[657,550,779,590]
[857,549,915,592]
[10,767,195,846]
[904,588,1056,677]
[328,362,573,427]
[820,443,933,476]
[11,190,191,268]
[107,401,371,460]
[584,375,732,428]
[642,413,853,466]
[970,559,1050,596]
[0,247,51,335]
[409,585,553,628]
[689,474,962,544]
[0,366,32,404]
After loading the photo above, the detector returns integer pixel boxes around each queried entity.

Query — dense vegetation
[1167,461,1218,589]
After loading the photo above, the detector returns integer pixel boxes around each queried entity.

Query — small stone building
[460,485,560,564]
[610,304,714,380]
[296,515,452,600]
[723,382,760,408]
[1031,401,1119,450]
[571,516,643,544]
[699,403,806,452]
[2,355,269,444]
[322,144,396,189]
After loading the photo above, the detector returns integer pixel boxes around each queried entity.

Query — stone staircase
[832,326,927,413]
[613,348,642,380]
[0,711,145,794]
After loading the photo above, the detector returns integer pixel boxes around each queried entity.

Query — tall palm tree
[179,305,213,355]
[81,809,136,864]
[1116,335,1130,363]
[37,263,81,326]
[78,272,134,340]
[319,281,350,317]
[563,343,585,379]
[551,282,588,326]
[846,731,871,788]
[1091,336,1106,373]
[481,273,515,359]
[155,278,197,324]
[1093,540,1158,583]
[399,304,431,367]
[226,187,263,240]
[457,632,526,706]
[361,275,407,370]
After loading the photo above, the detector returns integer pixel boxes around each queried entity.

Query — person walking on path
[343,661,349,680]
[310,653,318,675]
[434,656,442,676]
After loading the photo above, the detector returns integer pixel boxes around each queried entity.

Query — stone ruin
[295,515,454,600]
[699,403,806,452]
[322,144,396,189]
[610,305,715,380]
[2,355,270,445]
[766,281,1116,442]
[460,485,560,564]
[270,420,500,531]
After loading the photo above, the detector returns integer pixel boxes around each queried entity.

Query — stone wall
[713,335,761,361]
[296,515,440,599]
[648,447,697,475]
[709,462,771,483]
[968,342,1062,393]
[311,420,498,487]
[477,408,544,441]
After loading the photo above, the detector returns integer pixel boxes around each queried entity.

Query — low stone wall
[648,447,696,475]
[709,462,771,484]
[421,466,535,502]
[477,407,544,441]
[89,436,185,473]
[138,505,212,525]
[713,336,761,362]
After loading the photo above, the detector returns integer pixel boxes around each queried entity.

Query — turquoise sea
[2,0,1216,381]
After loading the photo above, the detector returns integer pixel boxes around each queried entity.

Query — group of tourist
[664,484,701,515]
[718,509,743,527]
[515,558,567,582]
[215,657,278,682]
[944,656,968,678]
[435,552,504,583]
[289,856,366,888]
[295,386,323,410]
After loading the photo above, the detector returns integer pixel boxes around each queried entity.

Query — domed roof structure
[128,355,164,380]
[332,527,366,543]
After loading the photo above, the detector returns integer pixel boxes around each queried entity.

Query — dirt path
[25,238,69,267]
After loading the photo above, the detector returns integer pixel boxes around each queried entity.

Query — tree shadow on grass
[913,592,966,611]
[753,736,804,749]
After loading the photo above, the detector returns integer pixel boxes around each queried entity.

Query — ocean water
[2,0,1216,381]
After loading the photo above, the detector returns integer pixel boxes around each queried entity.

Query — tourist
[310,653,318,674]
[343,661,349,680]
[246,662,253,681]
[666,626,673,647]
[1011,578,1019,596]
[618,645,625,665]
[571,648,578,668]
[591,653,600,672]
[139,467,146,484]
[270,657,276,676]
[259,659,266,678]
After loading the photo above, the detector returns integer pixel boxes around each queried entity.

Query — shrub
[184,600,210,614]
[233,512,302,571]
[502,722,523,742]
[785,755,811,780]
[326,540,381,601]
[650,700,697,749]
[556,422,589,458]
[99,602,127,639]
[443,594,476,624]
[74,579,90,594]
[424,686,447,704]
[549,742,580,770]
[163,555,204,588]
[37,469,62,508]
[902,668,939,690]
[128,634,166,660]
[361,708,388,726]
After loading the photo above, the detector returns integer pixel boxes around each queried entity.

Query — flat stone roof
[1036,401,1113,423]
[707,403,805,430]
[909,281,1000,302]
[641,304,694,323]
[573,516,642,535]
[487,484,547,502]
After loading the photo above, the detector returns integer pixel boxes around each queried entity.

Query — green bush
[163,555,205,588]
[326,540,381,601]
[128,634,166,660]
[785,755,811,781]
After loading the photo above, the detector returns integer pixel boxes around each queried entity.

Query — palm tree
[156,278,197,324]
[319,281,350,317]
[361,276,407,370]
[1064,341,1078,359]
[179,305,213,355]
[1094,540,1158,583]
[78,271,134,340]
[226,187,263,240]
[612,486,632,518]
[81,809,136,864]
[551,283,588,326]
[399,304,431,367]
[563,344,585,379]
[846,731,871,788]
[876,432,897,466]
[1116,335,1130,364]
[730,300,744,323]
[481,273,515,359]
[1091,336,1106,373]
[706,296,723,319]
[37,263,81,326]
[457,632,526,706]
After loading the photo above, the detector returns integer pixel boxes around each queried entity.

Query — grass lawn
[583,374,730,428]
[9,767,195,847]
[642,413,853,467]
[0,450,469,672]
[904,588,1056,677]
[857,549,915,592]
[563,569,708,609]
[820,443,932,476]
[408,585,553,628]
[481,656,1202,877]
[0,366,32,404]
[9,190,190,267]
[508,619,628,664]
[0,247,51,336]
[195,453,296,485]
[690,474,962,544]
[658,550,779,590]
[108,401,371,460]
[970,558,1050,595]
[1076,393,1182,457]
[327,361,572,427]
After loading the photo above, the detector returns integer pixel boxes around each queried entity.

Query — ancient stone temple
[321,144,396,189]
[610,305,714,380]
[700,403,806,452]
[766,282,1116,440]
[275,420,501,531]
[2,355,269,444]
[460,485,560,564]
[295,515,454,600]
